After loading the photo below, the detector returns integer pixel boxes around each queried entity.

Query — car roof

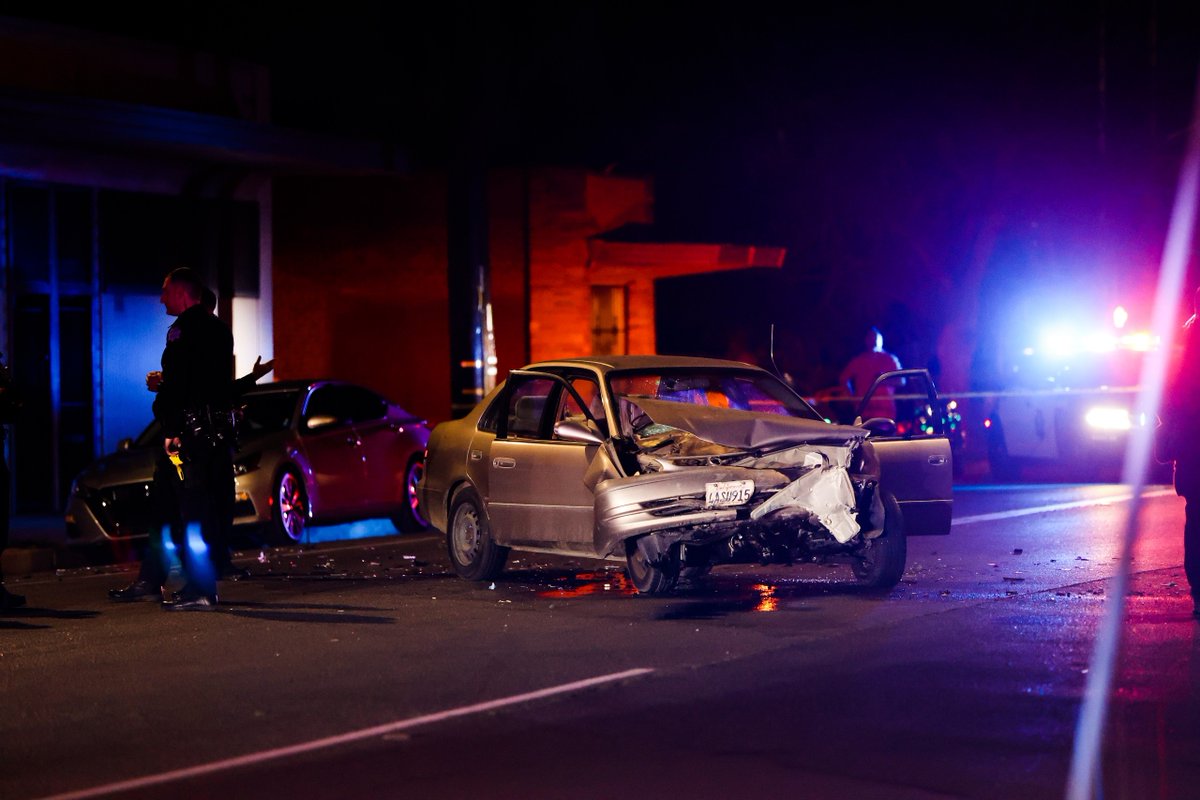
[242,379,373,395]
[243,379,315,395]
[525,355,765,374]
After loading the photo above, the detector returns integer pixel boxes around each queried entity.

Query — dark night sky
[12,2,1200,386]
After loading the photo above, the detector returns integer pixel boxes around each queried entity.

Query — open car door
[858,369,952,536]
[485,370,608,551]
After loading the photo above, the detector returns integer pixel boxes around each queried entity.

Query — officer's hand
[250,356,275,381]
[146,371,163,392]
[163,437,182,456]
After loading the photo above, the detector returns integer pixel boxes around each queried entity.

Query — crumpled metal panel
[750,464,861,543]
[624,396,867,449]
[592,466,793,556]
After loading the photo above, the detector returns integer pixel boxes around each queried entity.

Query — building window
[590,285,627,356]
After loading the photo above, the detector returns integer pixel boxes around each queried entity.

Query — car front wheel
[447,487,509,581]
[851,492,906,590]
[625,537,680,595]
[272,469,308,544]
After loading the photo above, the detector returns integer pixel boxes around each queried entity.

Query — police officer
[0,351,25,611]
[111,267,234,610]
[1164,287,1200,620]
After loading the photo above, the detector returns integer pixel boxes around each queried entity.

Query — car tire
[391,456,430,533]
[625,537,680,595]
[851,492,906,590]
[447,486,509,581]
[272,468,309,544]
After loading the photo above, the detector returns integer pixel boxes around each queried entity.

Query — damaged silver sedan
[420,356,952,594]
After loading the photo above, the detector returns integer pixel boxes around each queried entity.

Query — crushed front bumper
[593,463,881,557]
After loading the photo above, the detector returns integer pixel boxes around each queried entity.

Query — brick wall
[525,169,654,361]
[272,174,451,424]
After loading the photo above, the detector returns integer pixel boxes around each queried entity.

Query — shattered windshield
[609,369,823,422]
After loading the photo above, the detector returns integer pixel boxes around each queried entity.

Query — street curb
[2,545,59,576]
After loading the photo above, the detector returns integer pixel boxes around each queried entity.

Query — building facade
[0,18,394,512]
[1,19,784,516]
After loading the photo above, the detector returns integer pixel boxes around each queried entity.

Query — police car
[985,305,1165,481]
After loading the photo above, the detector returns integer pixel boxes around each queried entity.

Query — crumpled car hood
[624,397,867,450]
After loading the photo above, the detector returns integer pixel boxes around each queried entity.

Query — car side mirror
[305,415,339,431]
[554,419,605,445]
[118,437,133,451]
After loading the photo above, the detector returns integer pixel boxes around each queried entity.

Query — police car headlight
[1085,406,1132,431]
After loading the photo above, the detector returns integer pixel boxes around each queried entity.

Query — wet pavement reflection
[753,583,779,612]
[535,569,639,598]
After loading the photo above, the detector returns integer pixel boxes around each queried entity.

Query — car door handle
[928,455,947,466]
[493,457,516,469]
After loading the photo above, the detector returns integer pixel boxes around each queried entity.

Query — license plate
[704,479,754,508]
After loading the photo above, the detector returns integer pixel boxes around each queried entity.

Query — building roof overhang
[587,239,786,282]
[0,87,406,178]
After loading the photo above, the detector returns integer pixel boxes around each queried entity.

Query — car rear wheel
[625,537,680,595]
[447,487,508,581]
[272,469,308,544]
[851,492,906,590]
[391,456,430,533]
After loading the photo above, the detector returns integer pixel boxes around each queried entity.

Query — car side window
[503,377,556,439]
[341,386,387,423]
[553,376,606,438]
[862,372,945,439]
[303,386,350,430]
[478,393,501,432]
[303,385,387,430]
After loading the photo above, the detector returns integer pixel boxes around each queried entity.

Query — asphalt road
[2,484,1198,800]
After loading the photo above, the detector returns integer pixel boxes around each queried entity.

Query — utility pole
[447,164,492,418]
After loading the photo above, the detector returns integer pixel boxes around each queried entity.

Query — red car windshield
[609,370,822,421]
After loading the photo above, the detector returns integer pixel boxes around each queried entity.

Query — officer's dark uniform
[0,352,24,610]
[153,303,235,603]
[1165,316,1200,617]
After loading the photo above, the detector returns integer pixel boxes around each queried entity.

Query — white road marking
[951,488,1176,527]
[35,668,654,800]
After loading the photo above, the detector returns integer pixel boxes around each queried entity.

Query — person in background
[1161,286,1200,620]
[112,282,272,603]
[0,352,25,611]
[839,326,903,421]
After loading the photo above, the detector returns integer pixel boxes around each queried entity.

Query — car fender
[440,478,486,532]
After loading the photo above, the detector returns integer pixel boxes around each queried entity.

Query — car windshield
[609,369,823,421]
[241,389,301,439]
